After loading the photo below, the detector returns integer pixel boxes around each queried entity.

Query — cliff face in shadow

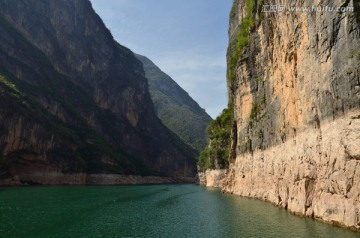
[0,0,196,184]
[136,54,212,153]
[217,0,360,230]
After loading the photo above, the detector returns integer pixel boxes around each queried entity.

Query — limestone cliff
[222,0,360,230]
[0,0,196,184]
[198,169,227,188]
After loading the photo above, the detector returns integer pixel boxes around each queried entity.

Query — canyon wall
[222,0,360,230]
[0,0,196,184]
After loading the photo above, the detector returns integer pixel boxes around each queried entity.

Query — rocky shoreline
[200,111,360,231]
[0,173,195,186]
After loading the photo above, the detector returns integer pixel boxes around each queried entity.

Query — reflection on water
[0,184,358,238]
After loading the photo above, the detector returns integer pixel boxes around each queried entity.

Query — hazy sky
[90,0,233,118]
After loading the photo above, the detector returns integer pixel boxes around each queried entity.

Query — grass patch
[0,74,23,100]
[0,74,18,92]
[254,76,263,82]
[249,96,265,127]
[349,49,360,60]
[230,4,236,18]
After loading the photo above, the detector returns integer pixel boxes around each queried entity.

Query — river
[0,184,358,237]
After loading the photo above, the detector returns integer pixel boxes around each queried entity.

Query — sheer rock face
[222,0,360,230]
[198,169,227,188]
[223,112,360,229]
[0,0,196,184]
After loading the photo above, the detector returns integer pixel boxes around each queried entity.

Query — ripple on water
[0,185,359,238]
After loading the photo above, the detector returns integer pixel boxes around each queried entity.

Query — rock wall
[223,0,360,230]
[0,0,196,184]
[223,111,360,229]
[198,169,227,188]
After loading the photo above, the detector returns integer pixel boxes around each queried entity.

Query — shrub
[197,107,234,170]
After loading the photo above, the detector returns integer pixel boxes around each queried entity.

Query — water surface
[0,184,358,237]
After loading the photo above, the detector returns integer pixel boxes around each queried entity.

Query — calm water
[0,184,358,238]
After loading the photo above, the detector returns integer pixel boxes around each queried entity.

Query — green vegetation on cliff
[197,107,233,170]
[198,0,257,171]
[227,0,255,93]
[199,0,266,171]
[136,54,212,153]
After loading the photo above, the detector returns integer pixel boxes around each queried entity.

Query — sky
[90,0,233,119]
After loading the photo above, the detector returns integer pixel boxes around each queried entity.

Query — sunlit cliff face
[221,0,360,230]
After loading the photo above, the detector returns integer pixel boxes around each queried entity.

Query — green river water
[0,184,358,238]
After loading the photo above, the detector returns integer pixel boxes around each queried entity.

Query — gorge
[0,0,210,185]
[0,0,360,234]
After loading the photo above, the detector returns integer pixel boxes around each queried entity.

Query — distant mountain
[0,0,196,184]
[136,54,212,153]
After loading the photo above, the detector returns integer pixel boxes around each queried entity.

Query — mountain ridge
[136,54,212,153]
